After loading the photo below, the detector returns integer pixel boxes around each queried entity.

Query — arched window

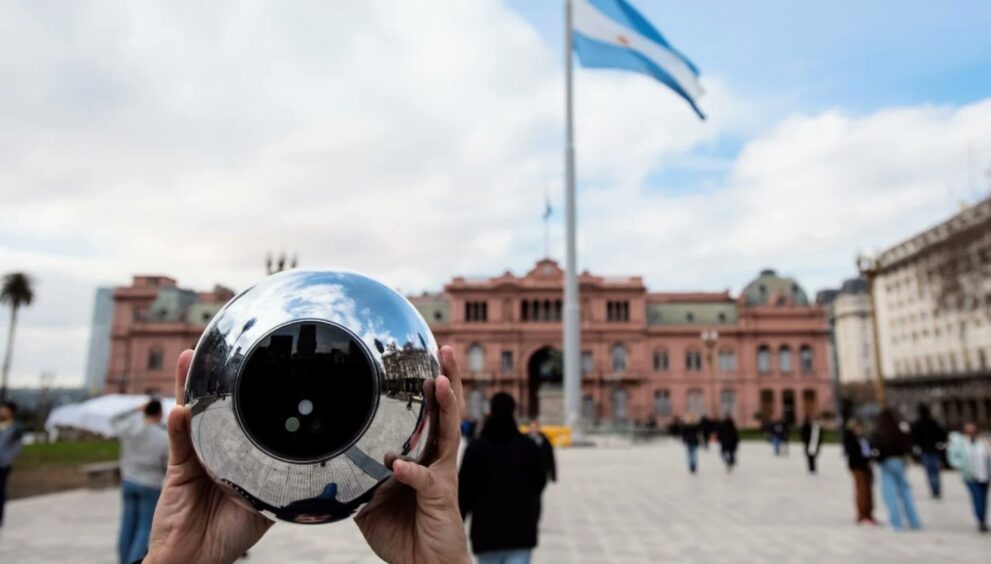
[611,344,628,373]
[521,300,530,321]
[148,346,164,370]
[757,345,771,374]
[800,345,814,374]
[720,389,736,418]
[718,349,736,372]
[685,349,702,372]
[653,349,669,372]
[779,345,793,373]
[467,344,484,373]
[686,389,704,416]
[654,389,671,417]
[554,300,563,321]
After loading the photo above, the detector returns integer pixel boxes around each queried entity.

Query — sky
[2,0,991,388]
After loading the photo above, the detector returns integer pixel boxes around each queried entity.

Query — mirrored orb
[185,269,440,524]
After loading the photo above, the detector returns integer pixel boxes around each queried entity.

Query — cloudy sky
[2,0,991,388]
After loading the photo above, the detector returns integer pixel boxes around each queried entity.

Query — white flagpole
[563,0,583,440]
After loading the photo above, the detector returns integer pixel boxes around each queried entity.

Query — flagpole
[563,0,583,441]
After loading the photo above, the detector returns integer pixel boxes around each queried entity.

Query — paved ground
[1,439,987,563]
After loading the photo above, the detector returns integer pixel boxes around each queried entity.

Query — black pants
[0,465,10,526]
[806,454,817,474]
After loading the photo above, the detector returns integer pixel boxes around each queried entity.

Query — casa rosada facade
[411,259,834,429]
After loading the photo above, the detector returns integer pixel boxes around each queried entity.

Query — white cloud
[1,0,989,387]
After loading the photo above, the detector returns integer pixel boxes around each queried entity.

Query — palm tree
[1,272,35,402]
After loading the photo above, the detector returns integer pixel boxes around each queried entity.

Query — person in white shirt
[948,422,990,533]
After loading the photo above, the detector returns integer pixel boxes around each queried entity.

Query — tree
[1,272,35,402]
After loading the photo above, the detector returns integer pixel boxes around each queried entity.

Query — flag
[572,0,705,119]
[544,198,553,220]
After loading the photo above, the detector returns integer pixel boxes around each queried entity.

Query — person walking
[842,419,877,525]
[0,401,24,528]
[769,419,786,457]
[801,415,824,474]
[871,409,922,531]
[681,414,702,474]
[947,422,990,533]
[459,393,546,564]
[527,419,557,485]
[717,416,740,473]
[911,404,948,499]
[699,415,713,451]
[111,399,169,564]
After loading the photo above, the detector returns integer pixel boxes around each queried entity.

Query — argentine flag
[573,0,705,119]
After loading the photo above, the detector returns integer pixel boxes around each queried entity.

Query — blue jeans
[878,458,922,530]
[118,480,161,564]
[476,549,532,564]
[686,444,698,473]
[964,480,989,526]
[0,466,9,527]
[771,436,781,456]
[919,452,942,498]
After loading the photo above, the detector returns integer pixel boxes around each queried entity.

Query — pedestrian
[911,404,948,499]
[0,401,25,528]
[871,408,922,531]
[699,415,713,451]
[459,393,546,564]
[528,419,557,485]
[947,422,990,533]
[769,419,786,457]
[717,416,740,473]
[801,415,824,474]
[842,419,877,525]
[111,399,169,564]
[681,414,702,474]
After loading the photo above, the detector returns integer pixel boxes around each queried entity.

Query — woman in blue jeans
[871,409,922,530]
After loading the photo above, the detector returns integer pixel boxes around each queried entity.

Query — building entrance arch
[527,346,563,421]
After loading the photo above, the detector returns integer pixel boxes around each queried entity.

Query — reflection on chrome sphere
[185,269,440,524]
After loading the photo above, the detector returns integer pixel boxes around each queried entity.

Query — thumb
[391,460,435,493]
[166,405,196,468]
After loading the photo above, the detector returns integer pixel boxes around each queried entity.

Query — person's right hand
[144,350,273,564]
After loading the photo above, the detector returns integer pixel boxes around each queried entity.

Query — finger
[166,405,195,467]
[433,375,461,464]
[391,459,434,493]
[439,346,464,418]
[174,349,194,405]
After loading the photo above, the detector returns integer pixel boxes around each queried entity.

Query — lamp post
[857,254,886,408]
[701,329,719,417]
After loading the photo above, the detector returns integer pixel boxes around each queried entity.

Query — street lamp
[857,254,886,408]
[701,329,719,417]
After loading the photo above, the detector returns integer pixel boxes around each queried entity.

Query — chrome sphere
[186,269,440,524]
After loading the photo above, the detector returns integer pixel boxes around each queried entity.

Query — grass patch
[16,440,120,470]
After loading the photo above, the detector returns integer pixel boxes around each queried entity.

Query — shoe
[979,523,988,533]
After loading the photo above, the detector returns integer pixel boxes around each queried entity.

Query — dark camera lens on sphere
[235,320,378,463]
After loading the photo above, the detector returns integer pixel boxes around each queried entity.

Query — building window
[720,389,736,418]
[686,389,704,416]
[467,344,484,373]
[653,349,669,371]
[685,349,702,372]
[581,351,594,374]
[757,345,771,374]
[607,301,630,322]
[718,349,736,372]
[654,390,672,417]
[500,351,513,373]
[521,299,562,322]
[148,347,164,370]
[521,300,529,321]
[611,344,628,373]
[980,349,988,371]
[800,345,814,374]
[464,301,488,322]
[779,346,793,373]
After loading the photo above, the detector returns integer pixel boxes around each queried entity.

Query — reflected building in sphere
[411,259,833,429]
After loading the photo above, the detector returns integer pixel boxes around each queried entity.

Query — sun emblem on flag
[616,35,630,46]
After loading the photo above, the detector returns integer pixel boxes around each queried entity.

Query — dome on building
[741,268,810,307]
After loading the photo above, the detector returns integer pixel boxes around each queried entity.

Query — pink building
[412,259,833,429]
[106,276,234,394]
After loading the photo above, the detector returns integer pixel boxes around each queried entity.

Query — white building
[833,288,877,385]
[872,196,991,425]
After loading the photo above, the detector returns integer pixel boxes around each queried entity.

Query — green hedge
[16,440,120,470]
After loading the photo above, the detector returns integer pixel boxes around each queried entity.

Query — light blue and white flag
[573,0,705,119]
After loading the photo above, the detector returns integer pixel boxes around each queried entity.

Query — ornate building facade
[105,275,234,394]
[411,259,833,429]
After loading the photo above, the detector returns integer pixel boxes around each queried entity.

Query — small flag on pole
[572,0,705,119]
[544,198,553,220]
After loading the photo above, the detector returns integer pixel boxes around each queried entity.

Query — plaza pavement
[1,438,986,563]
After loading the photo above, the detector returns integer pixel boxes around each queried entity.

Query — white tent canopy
[45,394,177,437]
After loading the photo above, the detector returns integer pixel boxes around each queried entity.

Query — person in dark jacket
[459,393,546,563]
[800,415,825,474]
[843,419,877,524]
[681,414,702,474]
[717,416,740,473]
[699,415,714,451]
[527,419,557,484]
[871,409,922,530]
[0,401,24,528]
[911,404,948,499]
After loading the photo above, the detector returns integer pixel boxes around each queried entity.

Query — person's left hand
[355,345,471,564]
